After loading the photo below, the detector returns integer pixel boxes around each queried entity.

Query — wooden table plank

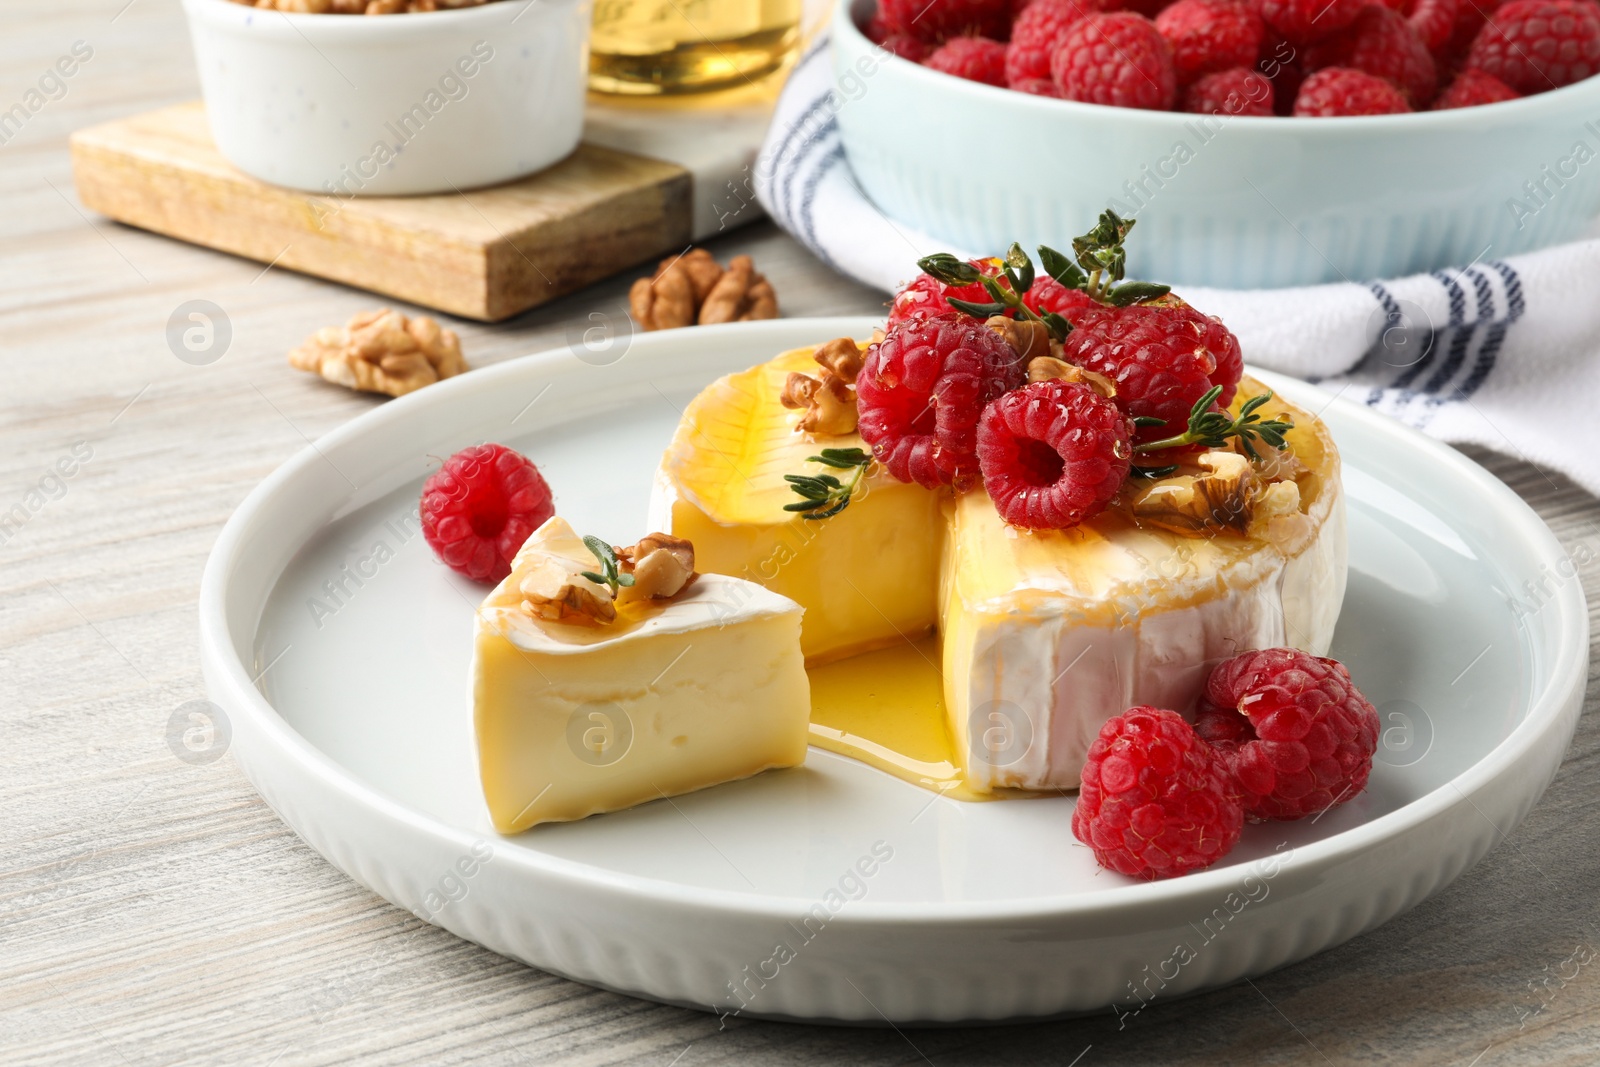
[4,2,1598,1065]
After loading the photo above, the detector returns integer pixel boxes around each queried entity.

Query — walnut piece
[1131,451,1258,536]
[288,308,467,398]
[1248,479,1312,547]
[780,337,863,436]
[616,533,697,604]
[812,336,864,385]
[986,316,1052,365]
[780,371,857,435]
[518,557,617,625]
[1026,355,1118,399]
[628,249,779,331]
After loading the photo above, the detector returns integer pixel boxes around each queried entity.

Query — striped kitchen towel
[756,35,1600,497]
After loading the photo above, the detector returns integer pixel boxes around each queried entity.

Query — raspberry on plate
[1184,66,1276,113]
[1004,0,1115,83]
[1466,0,1600,94]
[421,444,555,583]
[1433,67,1521,107]
[1155,0,1266,85]
[977,379,1133,529]
[1305,5,1438,106]
[925,36,1009,85]
[1058,303,1244,442]
[1073,706,1245,880]
[857,316,1026,490]
[1051,12,1179,110]
[1259,0,1365,43]
[1293,66,1413,114]
[875,0,1015,44]
[1194,648,1380,821]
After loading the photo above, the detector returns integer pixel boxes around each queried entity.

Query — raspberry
[1259,0,1365,43]
[887,258,1009,326]
[878,29,932,61]
[1305,5,1438,105]
[1022,275,1096,321]
[1011,75,1063,94]
[857,316,1026,489]
[977,379,1133,529]
[1467,0,1600,93]
[875,0,1015,43]
[1433,66,1522,105]
[925,36,1009,84]
[1184,65,1276,113]
[1292,66,1413,114]
[1058,303,1244,441]
[1004,0,1115,83]
[1405,0,1461,55]
[866,13,932,59]
[421,444,554,583]
[1155,0,1266,85]
[1194,648,1380,821]
[1051,13,1179,110]
[1446,0,1508,59]
[1073,707,1244,880]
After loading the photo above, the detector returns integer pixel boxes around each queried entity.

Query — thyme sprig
[913,211,1173,344]
[784,447,872,520]
[579,535,635,595]
[1134,387,1294,461]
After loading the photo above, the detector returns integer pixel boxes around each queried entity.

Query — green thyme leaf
[946,296,1008,318]
[1107,280,1173,307]
[1134,389,1294,457]
[1038,244,1087,289]
[917,253,981,286]
[786,448,872,521]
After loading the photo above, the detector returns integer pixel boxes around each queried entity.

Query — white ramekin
[833,0,1600,289]
[182,0,592,196]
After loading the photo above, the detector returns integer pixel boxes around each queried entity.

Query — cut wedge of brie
[653,345,1346,794]
[471,517,811,832]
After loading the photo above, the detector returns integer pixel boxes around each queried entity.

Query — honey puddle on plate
[806,637,1044,802]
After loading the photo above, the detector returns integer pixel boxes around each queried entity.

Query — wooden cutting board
[69,100,766,322]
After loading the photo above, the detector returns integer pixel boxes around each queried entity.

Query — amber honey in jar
[588,0,802,95]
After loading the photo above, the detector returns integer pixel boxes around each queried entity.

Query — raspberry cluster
[866,213,1279,531]
[866,0,1600,114]
[1074,648,1381,880]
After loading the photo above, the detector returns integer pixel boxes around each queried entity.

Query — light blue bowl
[832,0,1600,288]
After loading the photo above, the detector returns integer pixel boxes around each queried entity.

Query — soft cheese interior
[472,517,811,832]
[653,347,1347,792]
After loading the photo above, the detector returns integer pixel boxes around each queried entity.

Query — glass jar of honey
[588,0,802,95]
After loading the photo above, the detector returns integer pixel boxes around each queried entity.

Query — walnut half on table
[288,309,468,398]
[629,249,779,331]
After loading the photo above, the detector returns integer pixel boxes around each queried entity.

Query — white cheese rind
[471,518,811,832]
[945,480,1348,792]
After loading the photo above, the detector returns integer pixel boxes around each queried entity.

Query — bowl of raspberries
[832,0,1600,287]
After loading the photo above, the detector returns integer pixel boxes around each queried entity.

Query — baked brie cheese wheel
[471,517,811,832]
[653,344,1346,793]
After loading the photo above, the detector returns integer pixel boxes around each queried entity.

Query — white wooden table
[5,2,1600,1063]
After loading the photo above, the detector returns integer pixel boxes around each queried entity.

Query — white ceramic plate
[201,317,1587,1024]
